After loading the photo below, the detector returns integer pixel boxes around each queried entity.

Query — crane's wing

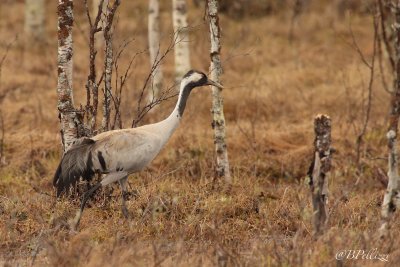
[53,137,96,197]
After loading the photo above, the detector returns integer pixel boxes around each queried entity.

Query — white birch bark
[148,0,163,101]
[25,0,45,41]
[379,2,400,237]
[381,130,400,213]
[207,0,231,185]
[102,35,113,131]
[172,0,191,84]
[57,0,79,152]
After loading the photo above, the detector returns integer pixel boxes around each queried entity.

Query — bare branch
[0,35,17,90]
[356,12,379,168]
[348,19,373,69]
[132,33,181,128]
[377,31,392,93]
[111,39,139,130]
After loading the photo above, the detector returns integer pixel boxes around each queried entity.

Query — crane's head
[182,70,224,89]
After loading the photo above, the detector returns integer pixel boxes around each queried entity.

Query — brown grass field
[1,0,400,266]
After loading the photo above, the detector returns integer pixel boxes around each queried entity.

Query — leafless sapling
[348,12,379,168]
[102,0,121,132]
[92,0,106,48]
[84,0,104,135]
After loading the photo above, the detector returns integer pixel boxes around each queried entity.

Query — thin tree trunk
[57,0,79,151]
[85,0,104,135]
[101,0,120,131]
[148,0,163,101]
[102,36,112,131]
[289,0,309,42]
[25,0,45,41]
[378,0,395,73]
[380,1,400,237]
[92,0,106,23]
[92,0,105,49]
[172,0,191,84]
[308,114,331,237]
[207,0,231,186]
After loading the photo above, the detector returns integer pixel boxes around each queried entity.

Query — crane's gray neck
[176,80,199,117]
[152,78,202,146]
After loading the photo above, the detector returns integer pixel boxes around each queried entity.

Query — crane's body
[91,113,180,172]
[53,70,223,229]
[92,129,162,173]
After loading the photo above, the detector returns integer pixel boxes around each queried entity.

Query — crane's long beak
[206,79,224,89]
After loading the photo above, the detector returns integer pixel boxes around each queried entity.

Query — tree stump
[308,114,331,237]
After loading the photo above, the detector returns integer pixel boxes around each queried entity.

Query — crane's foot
[69,209,82,231]
[123,191,135,200]
[121,205,131,219]
[121,191,132,219]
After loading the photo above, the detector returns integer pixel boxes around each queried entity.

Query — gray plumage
[53,138,95,196]
[52,70,223,228]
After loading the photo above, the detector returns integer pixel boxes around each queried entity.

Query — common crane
[53,70,223,228]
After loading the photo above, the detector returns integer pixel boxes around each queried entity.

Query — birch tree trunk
[172,0,191,84]
[57,0,79,152]
[25,0,45,41]
[379,1,400,237]
[148,0,163,101]
[207,0,231,185]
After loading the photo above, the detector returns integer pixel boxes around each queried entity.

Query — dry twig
[350,12,379,168]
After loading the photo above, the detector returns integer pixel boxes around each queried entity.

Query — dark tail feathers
[53,138,96,197]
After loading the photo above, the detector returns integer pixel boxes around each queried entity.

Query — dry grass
[1,1,400,266]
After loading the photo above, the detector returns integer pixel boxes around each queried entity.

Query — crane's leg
[118,176,130,219]
[72,182,102,230]
[72,171,128,230]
